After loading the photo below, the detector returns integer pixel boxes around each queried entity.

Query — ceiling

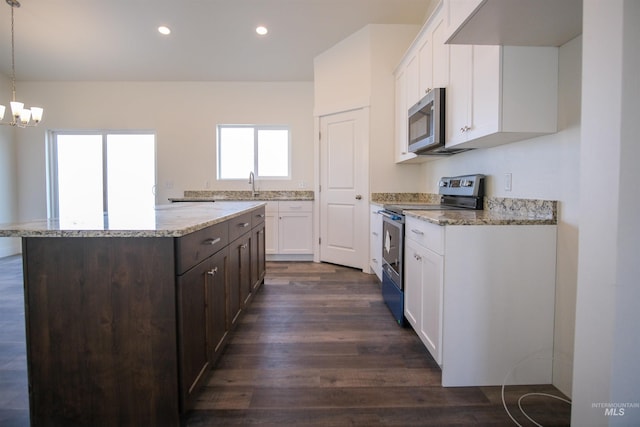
[0,0,432,82]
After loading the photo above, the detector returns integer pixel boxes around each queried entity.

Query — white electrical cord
[501,353,572,426]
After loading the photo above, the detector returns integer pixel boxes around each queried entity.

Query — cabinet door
[418,34,432,97]
[468,45,501,141]
[431,12,450,89]
[237,235,252,307]
[369,205,383,280]
[279,212,313,254]
[176,259,211,410]
[405,53,420,109]
[420,247,444,366]
[208,248,228,360]
[251,224,266,290]
[395,70,418,163]
[265,202,278,254]
[446,44,472,147]
[227,236,250,325]
[404,239,423,330]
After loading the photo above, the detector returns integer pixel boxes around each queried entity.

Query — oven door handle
[378,210,403,221]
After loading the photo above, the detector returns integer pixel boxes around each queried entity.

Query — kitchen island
[0,201,266,427]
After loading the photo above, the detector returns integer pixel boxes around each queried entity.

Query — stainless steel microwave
[407,88,446,154]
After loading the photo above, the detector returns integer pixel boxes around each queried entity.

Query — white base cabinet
[369,203,383,280]
[265,201,314,261]
[404,216,557,387]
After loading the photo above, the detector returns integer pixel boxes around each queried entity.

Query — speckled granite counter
[169,190,314,202]
[372,193,557,225]
[0,201,265,238]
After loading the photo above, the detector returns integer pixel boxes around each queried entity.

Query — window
[48,131,156,226]
[217,125,290,180]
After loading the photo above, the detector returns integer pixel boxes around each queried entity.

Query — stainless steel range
[379,174,485,325]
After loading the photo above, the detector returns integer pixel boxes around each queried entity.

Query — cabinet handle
[240,243,248,250]
[238,222,250,228]
[410,229,424,235]
[425,87,432,94]
[372,232,378,236]
[414,253,422,261]
[355,195,362,200]
[372,258,378,263]
[256,214,265,218]
[207,267,218,276]
[203,237,221,246]
[460,125,471,133]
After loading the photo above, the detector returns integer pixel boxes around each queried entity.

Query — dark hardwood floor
[0,256,571,426]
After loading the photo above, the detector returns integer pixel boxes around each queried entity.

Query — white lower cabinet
[369,204,383,280]
[404,216,557,387]
[265,201,314,260]
[405,220,444,365]
[264,202,279,254]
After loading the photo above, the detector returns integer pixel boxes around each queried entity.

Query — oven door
[381,214,403,290]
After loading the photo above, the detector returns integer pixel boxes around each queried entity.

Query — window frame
[46,130,157,220]
[216,124,292,180]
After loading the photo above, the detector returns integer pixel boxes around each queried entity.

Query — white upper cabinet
[394,0,560,155]
[394,3,448,164]
[446,44,558,150]
[394,69,418,163]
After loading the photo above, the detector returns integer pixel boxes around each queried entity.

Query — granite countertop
[372,193,557,226]
[0,201,265,238]
[169,190,314,202]
[404,209,556,226]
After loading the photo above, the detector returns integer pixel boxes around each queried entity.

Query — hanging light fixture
[0,0,43,127]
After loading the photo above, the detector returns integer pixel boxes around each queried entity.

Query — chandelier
[0,0,43,127]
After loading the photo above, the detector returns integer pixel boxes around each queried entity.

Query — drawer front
[279,201,312,213]
[251,206,266,228]
[405,217,444,255]
[175,222,229,274]
[228,212,253,242]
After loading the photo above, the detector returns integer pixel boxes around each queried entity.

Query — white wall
[419,36,582,397]
[572,0,640,425]
[14,81,314,220]
[0,73,20,257]
[313,24,426,193]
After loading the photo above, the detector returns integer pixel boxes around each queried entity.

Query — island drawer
[228,211,253,242]
[252,206,266,228]
[175,222,229,274]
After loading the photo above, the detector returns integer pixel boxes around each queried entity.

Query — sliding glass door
[49,132,156,227]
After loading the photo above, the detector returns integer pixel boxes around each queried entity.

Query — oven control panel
[438,174,485,197]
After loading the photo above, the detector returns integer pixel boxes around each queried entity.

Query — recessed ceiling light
[256,26,268,36]
[158,26,171,35]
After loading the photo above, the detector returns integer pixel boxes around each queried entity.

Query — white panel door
[319,108,368,270]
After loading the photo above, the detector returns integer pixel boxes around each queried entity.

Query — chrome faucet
[248,171,257,197]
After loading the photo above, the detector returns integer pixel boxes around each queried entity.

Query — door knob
[355,195,362,200]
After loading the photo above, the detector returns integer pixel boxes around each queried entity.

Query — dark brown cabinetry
[177,256,211,410]
[228,233,250,323]
[21,205,265,427]
[251,207,267,290]
[208,248,229,361]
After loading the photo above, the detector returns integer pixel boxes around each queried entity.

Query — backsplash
[485,197,557,220]
[370,193,441,204]
[178,190,314,201]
